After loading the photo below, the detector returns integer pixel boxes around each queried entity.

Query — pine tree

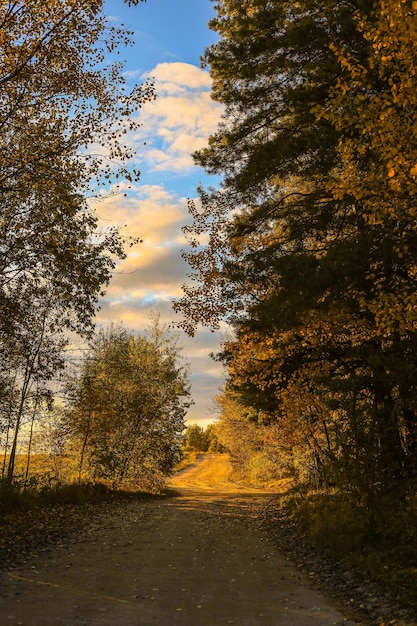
[175,0,417,497]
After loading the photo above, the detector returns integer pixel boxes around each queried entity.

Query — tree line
[183,422,224,453]
[174,0,417,520]
[0,0,189,493]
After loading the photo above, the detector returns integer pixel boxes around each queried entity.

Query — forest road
[0,454,357,625]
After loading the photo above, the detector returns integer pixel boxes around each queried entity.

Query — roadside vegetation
[1,317,191,503]
[285,492,417,618]
[0,1,190,507]
[173,423,225,472]
[176,0,417,520]
[183,423,225,454]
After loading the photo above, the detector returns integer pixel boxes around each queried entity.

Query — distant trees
[0,0,154,480]
[64,321,191,491]
[184,424,207,451]
[175,0,417,505]
[184,422,224,453]
[1,302,67,481]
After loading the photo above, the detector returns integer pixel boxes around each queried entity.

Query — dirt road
[0,454,358,625]
[168,453,274,495]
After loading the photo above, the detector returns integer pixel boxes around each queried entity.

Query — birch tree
[0,0,154,478]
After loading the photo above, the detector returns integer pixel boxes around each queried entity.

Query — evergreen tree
[175,0,417,497]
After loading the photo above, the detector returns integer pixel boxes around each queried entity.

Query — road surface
[168,453,275,495]
[0,454,358,625]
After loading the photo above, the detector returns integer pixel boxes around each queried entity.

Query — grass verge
[0,478,171,571]
[279,490,417,624]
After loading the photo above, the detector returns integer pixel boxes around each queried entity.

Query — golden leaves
[0,0,153,340]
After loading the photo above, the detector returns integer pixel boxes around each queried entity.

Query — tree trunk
[373,378,405,493]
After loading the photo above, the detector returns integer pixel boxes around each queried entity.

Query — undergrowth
[283,489,417,619]
[0,478,164,520]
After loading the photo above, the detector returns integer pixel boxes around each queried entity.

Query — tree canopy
[0,0,154,481]
[64,321,191,491]
[175,0,417,503]
[0,0,154,339]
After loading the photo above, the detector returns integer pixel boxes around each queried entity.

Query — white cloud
[92,183,187,243]
[150,62,213,90]
[93,182,225,425]
[131,62,223,173]
[90,61,226,425]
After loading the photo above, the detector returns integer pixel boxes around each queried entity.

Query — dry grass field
[2,453,79,487]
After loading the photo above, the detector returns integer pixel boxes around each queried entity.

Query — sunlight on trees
[183,422,224,453]
[0,1,154,482]
[63,321,191,491]
[175,0,417,519]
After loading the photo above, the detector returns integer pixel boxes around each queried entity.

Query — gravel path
[0,455,360,626]
[0,495,357,625]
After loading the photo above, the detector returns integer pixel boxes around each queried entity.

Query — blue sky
[96,0,225,426]
[106,0,218,69]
